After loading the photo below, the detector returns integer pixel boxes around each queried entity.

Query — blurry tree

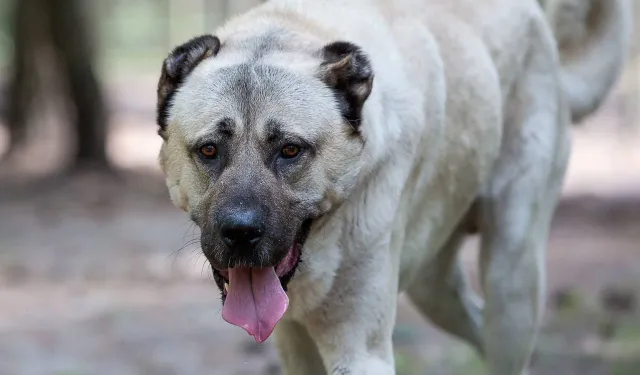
[48,0,109,170]
[4,0,44,157]
[4,0,109,171]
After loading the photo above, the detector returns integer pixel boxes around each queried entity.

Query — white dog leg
[407,228,484,354]
[478,29,571,375]
[274,320,326,375]
[306,309,397,375]
[305,296,398,375]
[302,245,399,375]
[479,180,561,375]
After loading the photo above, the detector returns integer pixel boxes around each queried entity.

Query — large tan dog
[155,0,631,373]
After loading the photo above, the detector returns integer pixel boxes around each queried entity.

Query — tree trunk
[3,0,109,171]
[48,0,110,170]
[4,0,43,157]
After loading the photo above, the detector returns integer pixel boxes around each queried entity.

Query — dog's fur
[155,0,631,373]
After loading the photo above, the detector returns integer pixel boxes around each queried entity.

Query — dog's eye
[199,144,218,159]
[280,144,301,159]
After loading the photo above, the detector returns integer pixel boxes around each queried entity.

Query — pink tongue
[221,267,289,343]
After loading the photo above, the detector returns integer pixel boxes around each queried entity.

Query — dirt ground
[0,73,639,375]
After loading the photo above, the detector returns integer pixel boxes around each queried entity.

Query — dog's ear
[157,35,221,136]
[320,41,374,130]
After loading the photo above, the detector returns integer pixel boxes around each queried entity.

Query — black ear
[320,41,374,131]
[157,35,221,136]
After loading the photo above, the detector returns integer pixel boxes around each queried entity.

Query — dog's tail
[540,0,632,123]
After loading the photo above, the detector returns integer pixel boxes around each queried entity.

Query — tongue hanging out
[221,266,289,343]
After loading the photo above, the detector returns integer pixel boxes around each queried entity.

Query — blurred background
[0,1,638,374]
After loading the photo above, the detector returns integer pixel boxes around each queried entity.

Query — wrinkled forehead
[169,61,337,143]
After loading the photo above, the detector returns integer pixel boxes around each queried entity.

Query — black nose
[219,209,265,249]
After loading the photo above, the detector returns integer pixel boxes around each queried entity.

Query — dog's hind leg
[274,320,326,375]
[479,152,566,375]
[478,23,571,375]
[407,228,484,355]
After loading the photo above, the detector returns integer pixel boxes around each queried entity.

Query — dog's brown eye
[199,144,217,159]
[281,144,300,159]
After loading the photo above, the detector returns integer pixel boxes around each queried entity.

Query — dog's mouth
[211,219,312,343]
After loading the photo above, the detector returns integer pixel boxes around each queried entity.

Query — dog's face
[156,35,374,296]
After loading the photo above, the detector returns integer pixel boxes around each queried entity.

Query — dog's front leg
[307,301,397,375]
[303,248,399,375]
[274,319,327,375]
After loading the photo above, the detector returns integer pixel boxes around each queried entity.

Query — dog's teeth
[224,283,230,292]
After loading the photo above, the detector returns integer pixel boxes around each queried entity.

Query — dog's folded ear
[320,41,374,130]
[157,35,221,135]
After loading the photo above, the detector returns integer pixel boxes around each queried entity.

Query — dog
[155,0,631,373]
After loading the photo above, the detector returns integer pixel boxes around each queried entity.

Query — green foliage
[0,0,230,75]
[394,350,421,375]
[448,353,486,375]
[94,0,224,76]
[613,360,640,375]
[0,0,15,68]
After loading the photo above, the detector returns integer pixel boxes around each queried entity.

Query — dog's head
[156,32,373,341]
